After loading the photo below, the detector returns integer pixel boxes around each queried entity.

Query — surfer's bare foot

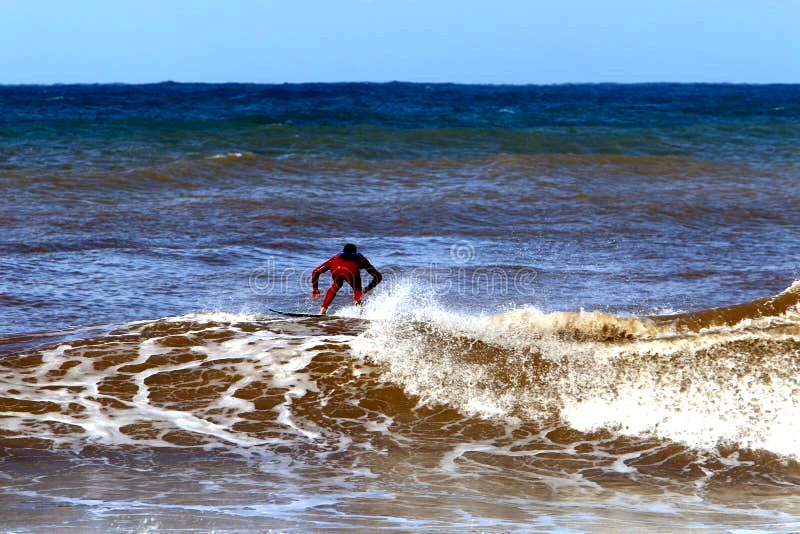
[319,307,328,315]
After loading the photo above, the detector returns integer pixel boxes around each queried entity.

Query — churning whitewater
[2,280,799,456]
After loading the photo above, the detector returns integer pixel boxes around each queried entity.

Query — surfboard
[268,308,328,318]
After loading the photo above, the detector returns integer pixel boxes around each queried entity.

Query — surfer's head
[343,243,357,254]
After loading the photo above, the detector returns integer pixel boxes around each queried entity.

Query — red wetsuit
[312,252,383,309]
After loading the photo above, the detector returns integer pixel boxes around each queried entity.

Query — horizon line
[2,80,799,88]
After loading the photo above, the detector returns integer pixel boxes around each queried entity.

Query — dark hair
[343,243,357,253]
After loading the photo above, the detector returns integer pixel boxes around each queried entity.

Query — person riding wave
[311,244,383,315]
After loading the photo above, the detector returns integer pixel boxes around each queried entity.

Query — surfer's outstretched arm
[362,259,383,293]
[311,257,333,299]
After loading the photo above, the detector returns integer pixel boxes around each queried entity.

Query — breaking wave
[350,280,800,456]
[0,281,798,462]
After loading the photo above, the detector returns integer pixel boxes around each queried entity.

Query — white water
[349,279,800,458]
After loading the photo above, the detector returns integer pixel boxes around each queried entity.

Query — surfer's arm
[311,258,332,298]
[362,259,383,293]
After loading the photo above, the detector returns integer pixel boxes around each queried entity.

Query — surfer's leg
[320,279,342,314]
[348,276,363,305]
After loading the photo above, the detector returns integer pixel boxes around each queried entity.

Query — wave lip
[489,280,800,343]
[652,280,800,333]
[491,307,662,341]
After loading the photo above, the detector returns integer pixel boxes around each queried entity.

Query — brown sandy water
[1,284,799,531]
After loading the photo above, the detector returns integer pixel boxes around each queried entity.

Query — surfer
[311,244,383,315]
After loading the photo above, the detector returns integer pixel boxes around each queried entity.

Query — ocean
[1,82,799,532]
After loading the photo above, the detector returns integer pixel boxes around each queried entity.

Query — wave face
[1,283,799,530]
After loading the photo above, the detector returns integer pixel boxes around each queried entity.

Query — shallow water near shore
[1,82,800,531]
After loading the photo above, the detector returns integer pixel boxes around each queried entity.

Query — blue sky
[1,0,798,84]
